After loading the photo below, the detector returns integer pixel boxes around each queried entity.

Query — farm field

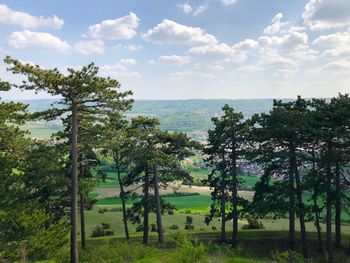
[81,208,350,239]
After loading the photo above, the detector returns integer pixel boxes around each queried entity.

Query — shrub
[77,241,153,263]
[101,222,110,229]
[186,216,193,225]
[175,238,206,263]
[91,225,105,238]
[169,224,179,230]
[273,250,305,263]
[211,226,217,231]
[242,218,265,230]
[98,208,105,214]
[184,224,194,230]
[168,209,174,215]
[151,223,157,232]
[105,230,114,236]
[103,207,108,212]
[136,225,144,232]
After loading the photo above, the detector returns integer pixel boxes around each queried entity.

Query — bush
[77,241,153,263]
[184,224,194,230]
[168,209,174,215]
[101,222,110,229]
[91,225,105,237]
[98,208,105,214]
[103,207,108,212]
[273,250,305,263]
[169,224,179,230]
[151,223,157,232]
[186,216,193,225]
[136,225,144,232]
[242,218,265,230]
[105,230,114,236]
[175,238,206,263]
[211,226,217,231]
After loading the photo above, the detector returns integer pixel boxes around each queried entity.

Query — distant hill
[15,99,277,139]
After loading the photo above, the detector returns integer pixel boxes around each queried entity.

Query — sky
[0,0,350,100]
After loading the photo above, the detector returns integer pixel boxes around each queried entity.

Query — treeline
[0,57,349,263]
[204,96,350,263]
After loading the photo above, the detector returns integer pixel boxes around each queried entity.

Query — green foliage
[242,218,265,230]
[273,250,306,263]
[0,204,68,261]
[75,242,154,263]
[175,238,206,263]
[186,216,193,225]
[169,224,179,230]
[90,224,114,238]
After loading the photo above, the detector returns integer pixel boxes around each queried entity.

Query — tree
[251,97,310,257]
[126,116,197,245]
[0,81,68,261]
[204,105,248,247]
[4,58,132,263]
[101,113,132,241]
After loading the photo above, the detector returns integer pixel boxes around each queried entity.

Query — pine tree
[4,58,132,263]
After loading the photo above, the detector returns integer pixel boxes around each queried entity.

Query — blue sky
[0,0,350,100]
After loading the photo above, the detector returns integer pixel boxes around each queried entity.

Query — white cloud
[258,30,308,50]
[313,30,350,57]
[263,13,289,35]
[75,40,104,55]
[142,19,218,45]
[158,55,192,65]
[114,44,143,51]
[193,4,209,16]
[322,59,350,71]
[88,12,140,40]
[0,4,64,29]
[232,39,259,51]
[178,3,193,14]
[259,52,298,69]
[120,58,137,65]
[188,43,246,62]
[8,30,70,52]
[221,0,238,6]
[178,2,208,16]
[238,65,263,72]
[303,0,350,30]
[100,63,141,78]
[169,71,213,80]
[273,68,298,78]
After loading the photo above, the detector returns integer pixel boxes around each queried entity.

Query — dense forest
[1,58,350,263]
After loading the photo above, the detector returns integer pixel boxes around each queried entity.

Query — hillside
[19,99,276,139]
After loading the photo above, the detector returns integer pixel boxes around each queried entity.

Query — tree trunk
[311,147,323,252]
[288,146,295,251]
[314,198,323,252]
[143,167,150,245]
[326,143,333,263]
[231,143,238,248]
[70,102,79,263]
[335,163,341,248]
[220,168,226,243]
[80,194,86,250]
[294,167,309,258]
[117,166,130,241]
[153,164,165,245]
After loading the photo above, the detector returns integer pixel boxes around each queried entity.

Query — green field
[96,194,212,211]
[82,208,350,238]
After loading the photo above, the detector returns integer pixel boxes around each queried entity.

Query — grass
[96,194,212,212]
[47,230,350,263]
[81,207,350,239]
